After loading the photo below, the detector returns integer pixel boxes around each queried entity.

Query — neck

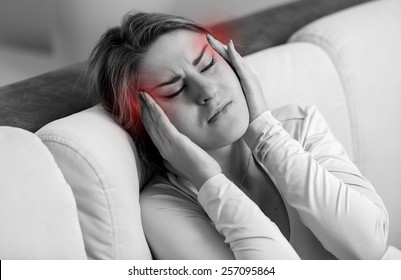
[206,139,251,184]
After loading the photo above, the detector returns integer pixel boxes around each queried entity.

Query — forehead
[139,30,207,87]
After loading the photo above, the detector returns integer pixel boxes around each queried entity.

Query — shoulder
[140,173,174,198]
[140,173,201,215]
[140,175,234,260]
[271,103,320,123]
[271,104,330,143]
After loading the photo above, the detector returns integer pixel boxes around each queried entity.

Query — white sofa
[1,0,400,259]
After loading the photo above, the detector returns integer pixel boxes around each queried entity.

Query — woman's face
[138,30,250,150]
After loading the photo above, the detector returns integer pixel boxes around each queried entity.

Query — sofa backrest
[245,43,353,158]
[290,0,401,249]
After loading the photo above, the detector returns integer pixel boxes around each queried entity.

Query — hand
[207,34,268,122]
[138,91,222,190]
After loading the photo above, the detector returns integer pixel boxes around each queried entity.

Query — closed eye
[165,84,185,99]
[200,56,217,73]
[165,56,217,98]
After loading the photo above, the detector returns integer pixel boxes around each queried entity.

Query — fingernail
[138,91,146,103]
[227,40,233,52]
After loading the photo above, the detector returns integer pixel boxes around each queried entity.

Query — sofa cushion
[36,105,152,259]
[289,0,401,250]
[244,42,353,159]
[0,127,86,259]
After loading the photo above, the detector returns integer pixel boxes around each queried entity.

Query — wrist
[249,111,265,123]
[248,103,268,123]
[193,168,222,191]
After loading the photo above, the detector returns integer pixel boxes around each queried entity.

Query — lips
[208,101,232,123]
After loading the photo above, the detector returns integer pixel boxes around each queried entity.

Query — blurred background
[0,0,298,87]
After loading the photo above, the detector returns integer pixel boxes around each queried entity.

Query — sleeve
[198,174,300,260]
[140,182,235,260]
[242,105,389,259]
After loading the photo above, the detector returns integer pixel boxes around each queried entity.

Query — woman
[86,12,389,259]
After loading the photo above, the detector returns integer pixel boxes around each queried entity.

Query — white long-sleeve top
[140,104,389,260]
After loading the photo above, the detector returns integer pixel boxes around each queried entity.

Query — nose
[191,76,218,104]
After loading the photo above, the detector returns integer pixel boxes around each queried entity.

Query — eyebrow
[193,44,208,66]
[151,44,208,91]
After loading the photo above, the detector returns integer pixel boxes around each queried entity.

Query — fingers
[226,40,241,70]
[207,34,253,82]
[226,40,261,98]
[139,92,162,126]
[138,92,163,146]
[140,92,168,127]
[206,34,229,62]
[226,40,253,80]
[138,91,177,149]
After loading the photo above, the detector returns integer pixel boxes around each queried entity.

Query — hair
[86,12,209,175]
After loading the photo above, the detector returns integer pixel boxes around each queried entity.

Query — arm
[242,105,389,259]
[140,175,299,260]
[208,35,389,259]
[140,178,235,260]
[139,91,300,260]
[198,174,300,259]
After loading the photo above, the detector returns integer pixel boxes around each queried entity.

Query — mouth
[208,101,232,123]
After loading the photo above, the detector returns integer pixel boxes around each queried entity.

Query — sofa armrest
[381,246,401,260]
[0,127,86,259]
[36,105,152,259]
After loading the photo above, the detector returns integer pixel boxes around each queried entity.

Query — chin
[226,117,249,143]
[203,112,250,150]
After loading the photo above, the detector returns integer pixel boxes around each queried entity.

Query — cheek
[156,100,190,130]
[218,64,243,96]
[215,55,239,82]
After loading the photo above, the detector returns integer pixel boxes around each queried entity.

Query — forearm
[198,174,300,260]
[243,107,389,259]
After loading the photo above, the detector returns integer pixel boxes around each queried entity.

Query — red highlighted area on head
[207,22,235,46]
[126,22,240,133]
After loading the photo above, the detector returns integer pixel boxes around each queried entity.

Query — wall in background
[0,0,297,86]
[0,0,52,51]
[52,0,298,65]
